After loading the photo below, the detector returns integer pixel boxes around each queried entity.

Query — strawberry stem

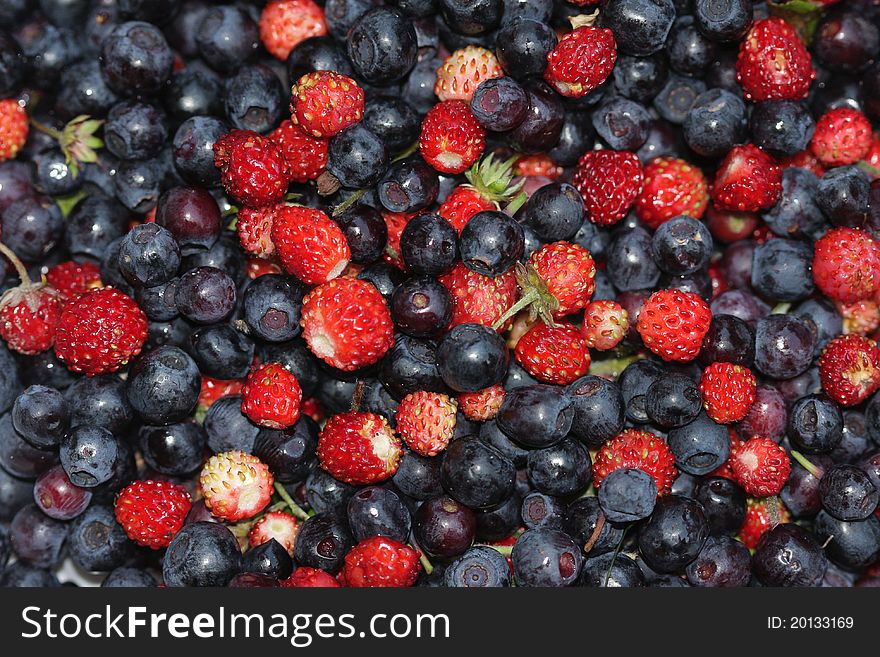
[392,140,419,163]
[492,288,539,331]
[789,449,823,478]
[0,242,32,288]
[582,511,606,555]
[766,494,782,529]
[332,187,367,216]
[476,544,514,556]
[29,117,62,140]
[272,481,311,521]
[350,379,365,413]
[604,524,630,587]
[857,160,880,178]
[504,190,528,216]
[412,544,434,574]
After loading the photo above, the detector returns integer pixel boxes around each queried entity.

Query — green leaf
[56,190,86,218]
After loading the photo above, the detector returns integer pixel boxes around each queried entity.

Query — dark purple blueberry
[580,552,644,587]
[814,511,880,570]
[347,7,418,85]
[33,464,91,521]
[645,373,702,429]
[526,437,592,496]
[360,98,419,154]
[549,111,596,167]
[100,21,173,96]
[327,124,389,189]
[303,468,354,515]
[459,209,524,277]
[164,522,242,587]
[223,64,285,134]
[400,212,458,276]
[12,385,68,450]
[401,55,442,114]
[347,486,412,543]
[788,393,843,454]
[694,0,752,42]
[754,314,816,380]
[105,100,168,161]
[60,425,120,488]
[55,59,121,119]
[651,215,714,276]
[335,205,388,264]
[781,454,830,518]
[699,314,755,368]
[497,384,572,448]
[414,494,476,558]
[175,266,236,324]
[126,346,201,425]
[598,467,657,523]
[694,476,746,536]
[102,567,159,588]
[509,80,565,153]
[445,545,510,587]
[172,116,227,188]
[752,523,828,587]
[685,535,751,587]
[592,96,651,151]
[254,417,318,484]
[606,227,661,292]
[763,167,826,242]
[439,0,501,35]
[512,528,582,587]
[667,412,730,475]
[0,28,25,98]
[392,448,444,500]
[682,87,746,158]
[64,193,129,261]
[391,275,453,338]
[64,375,133,435]
[156,186,223,254]
[613,53,669,103]
[521,492,566,530]
[520,183,584,242]
[667,15,717,76]
[19,24,81,91]
[287,36,353,81]
[379,334,449,400]
[0,161,34,217]
[190,324,254,380]
[750,101,815,158]
[819,464,879,521]
[813,11,880,73]
[737,384,787,440]
[654,74,706,125]
[0,463,34,522]
[565,496,626,556]
[1,195,62,263]
[816,165,871,229]
[241,539,293,581]
[117,223,181,288]
[241,274,303,343]
[378,158,440,214]
[710,289,769,325]
[139,420,206,476]
[565,376,625,448]
[196,5,258,73]
[10,504,68,569]
[495,18,556,80]
[441,437,515,509]
[620,359,667,424]
[163,65,223,122]
[601,0,676,56]
[479,420,528,467]
[113,156,168,213]
[437,323,509,393]
[181,233,247,286]
[259,340,319,398]
[751,238,815,302]
[638,495,709,573]
[325,0,373,40]
[470,77,530,132]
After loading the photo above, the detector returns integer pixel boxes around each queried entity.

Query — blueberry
[287,36,353,82]
[196,6,258,73]
[497,384,573,448]
[816,165,871,229]
[565,376,625,448]
[478,420,529,467]
[181,233,246,286]
[204,395,260,454]
[645,373,702,429]
[163,65,224,122]
[495,18,556,81]
[175,266,237,324]
[754,314,816,380]
[56,60,120,119]
[336,206,388,265]
[101,21,173,96]
[361,98,420,154]
[470,77,530,132]
[520,183,585,242]
[654,74,706,125]
[437,323,509,393]
[64,375,134,435]
[441,437,515,509]
[401,56,442,114]
[117,223,181,288]
[699,314,755,368]
[400,213,459,277]
[12,385,68,450]
[242,539,293,581]
[241,274,303,343]
[102,567,159,588]
[694,476,747,535]
[606,227,661,292]
[620,359,667,424]
[651,215,714,276]
[445,545,511,587]
[521,492,566,530]
[813,11,880,74]
[638,495,709,573]
[347,486,412,543]
[190,324,254,380]
[613,53,669,103]
[414,495,476,558]
[378,158,439,215]
[526,437,592,497]
[347,7,418,85]
[164,522,243,587]
[139,421,206,476]
[253,417,318,484]
[693,0,752,42]
[379,335,448,400]
[750,238,815,302]
[667,16,717,76]
[598,468,658,523]
[580,552,645,587]
[104,100,168,161]
[223,64,285,135]
[549,112,596,168]
[1,196,62,263]
[439,0,502,35]
[391,275,453,338]
[601,0,676,56]
[512,528,582,587]
[67,504,133,572]
[0,29,25,98]
[685,535,751,587]
[509,80,565,153]
[2,562,60,587]
[788,393,843,454]
[564,497,628,555]
[750,101,814,158]
[682,88,746,158]
[814,511,880,570]
[762,168,826,241]
[304,468,357,515]
[459,210,524,277]
[392,449,444,500]
[126,346,201,425]
[64,193,129,261]
[0,464,34,522]
[172,117,227,188]
[667,413,729,475]
[752,524,828,587]
[60,426,120,488]
[818,464,879,521]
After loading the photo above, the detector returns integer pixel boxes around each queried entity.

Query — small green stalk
[789,449,823,478]
[604,524,630,587]
[332,188,367,216]
[503,190,528,216]
[491,287,540,331]
[476,544,513,556]
[413,547,434,575]
[857,160,880,178]
[273,482,311,521]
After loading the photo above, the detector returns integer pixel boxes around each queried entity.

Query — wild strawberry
[271,205,350,286]
[54,287,148,375]
[712,144,782,212]
[704,205,760,243]
[246,257,282,280]
[300,277,394,371]
[338,536,420,587]
[572,150,644,226]
[818,335,880,407]
[514,154,563,180]
[241,362,303,429]
[457,385,505,422]
[382,210,415,269]
[198,376,245,412]
[300,396,325,423]
[248,510,300,554]
[0,99,27,162]
[434,45,503,102]
[439,263,518,331]
[810,107,873,167]
[708,261,729,299]
[729,437,790,497]
[419,100,486,175]
[812,227,880,304]
[738,496,791,550]
[776,149,826,177]
[199,450,275,522]
[269,119,328,183]
[526,242,596,319]
[438,154,525,233]
[544,26,617,98]
[636,289,712,363]
[237,205,277,259]
[514,321,590,385]
[0,244,62,355]
[290,71,364,138]
[839,299,880,336]
[45,260,102,303]
[735,17,815,102]
[635,157,709,229]
[281,567,340,587]
[114,480,192,550]
[700,362,757,424]
[259,0,327,61]
[317,411,402,485]
[593,429,678,496]
[395,391,457,457]
[214,129,290,208]
[581,300,629,351]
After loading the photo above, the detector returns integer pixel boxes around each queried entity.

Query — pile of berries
[1,0,880,589]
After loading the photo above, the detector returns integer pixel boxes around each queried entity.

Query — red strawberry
[419,100,486,175]
[54,287,148,375]
[271,205,350,285]
[439,263,518,331]
[214,129,290,208]
[708,261,729,299]
[457,385,505,422]
[434,45,503,102]
[0,99,27,162]
[514,321,590,385]
[338,536,421,587]
[712,144,782,212]
[114,480,192,550]
[45,260,103,303]
[738,496,791,550]
[248,510,300,554]
[592,429,678,496]
[812,227,880,304]
[526,241,596,318]
[581,299,629,351]
[259,0,327,61]
[544,26,617,98]
[246,257,282,280]
[635,157,709,229]
[317,411,402,485]
[776,149,826,177]
[269,119,328,183]
[199,450,275,522]
[237,205,277,259]
[572,150,644,226]
[709,429,744,480]
[281,567,340,587]
[290,71,364,138]
[729,437,791,497]
[704,205,760,243]
[198,376,245,413]
[514,154,563,180]
[636,289,712,363]
[382,210,415,269]
[300,396,325,423]
[839,299,880,336]
[700,362,757,424]
[438,154,525,233]
[810,107,873,167]
[241,362,303,429]
[735,17,815,102]
[818,334,880,407]
[301,277,394,371]
[0,244,62,355]
[395,391,457,457]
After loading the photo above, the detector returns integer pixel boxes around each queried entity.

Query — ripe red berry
[818,334,880,407]
[395,391,457,457]
[290,71,364,138]
[810,107,873,167]
[214,129,290,208]
[527,241,596,318]
[45,260,103,303]
[114,480,192,550]
[636,289,712,363]
[735,18,815,102]
[317,411,402,485]
[269,119,328,183]
[812,227,880,304]
[438,262,518,331]
[200,450,275,522]
[281,567,340,587]
[338,536,421,587]
[241,362,303,429]
[259,0,327,61]
[572,149,644,226]
[581,299,629,351]
[593,429,678,496]
[729,437,791,497]
[434,46,503,102]
[0,99,27,162]
[271,205,350,285]
[54,287,148,376]
[514,321,590,385]
[544,26,617,98]
[738,496,791,550]
[635,157,709,230]
[712,144,782,212]
[699,362,757,424]
[457,385,505,422]
[237,205,277,259]
[247,510,300,554]
[419,100,486,175]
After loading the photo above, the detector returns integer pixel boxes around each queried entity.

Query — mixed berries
[1,0,880,592]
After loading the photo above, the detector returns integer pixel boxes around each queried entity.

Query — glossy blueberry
[651,215,714,276]
[117,223,181,288]
[526,438,592,497]
[336,206,388,265]
[127,346,201,426]
[190,324,254,380]
[598,468,657,523]
[694,0,752,42]
[437,323,509,393]
[347,486,412,543]
[819,464,879,521]
[667,413,730,475]
[60,426,120,489]
[439,0,502,35]
[645,373,702,429]
[813,11,880,73]
[459,210,524,277]
[172,117,227,188]
[754,314,816,380]
[139,421,206,477]
[521,492,566,530]
[361,98,420,154]
[613,53,669,103]
[101,21,173,96]
[682,88,746,158]
[606,227,661,292]
[253,417,318,485]
[399,213,458,277]
[470,77,530,132]
[694,476,747,535]
[495,18,556,80]
[104,100,168,161]
[751,238,814,302]
[0,463,34,522]
[101,566,158,588]
[478,420,528,467]
[241,539,293,581]
[175,266,236,324]
[9,504,67,569]
[287,36,353,82]
[241,274,303,343]
[12,385,68,450]
[509,80,565,154]
[816,165,871,229]
[788,394,843,454]
[638,495,709,573]
[304,468,356,515]
[620,359,667,424]
[441,437,515,509]
[414,495,476,558]
[564,496,627,555]
[444,545,510,587]
[592,97,651,152]
[378,158,439,215]
[347,7,418,84]
[164,522,242,587]
[497,384,573,449]
[391,275,453,338]
[203,395,260,455]
[654,74,706,125]
[580,552,644,587]
[512,528,582,587]
[762,168,826,242]
[65,375,133,435]
[520,183,584,242]
[1,196,62,263]
[196,5,258,73]
[814,511,880,570]
[750,101,814,157]
[667,16,717,76]
[67,504,133,572]
[685,535,751,587]
[565,376,624,448]
[601,0,676,56]
[752,523,828,587]
[223,64,285,135]
[699,314,755,369]
[392,449,444,500]
[326,124,390,190]
[163,65,223,123]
